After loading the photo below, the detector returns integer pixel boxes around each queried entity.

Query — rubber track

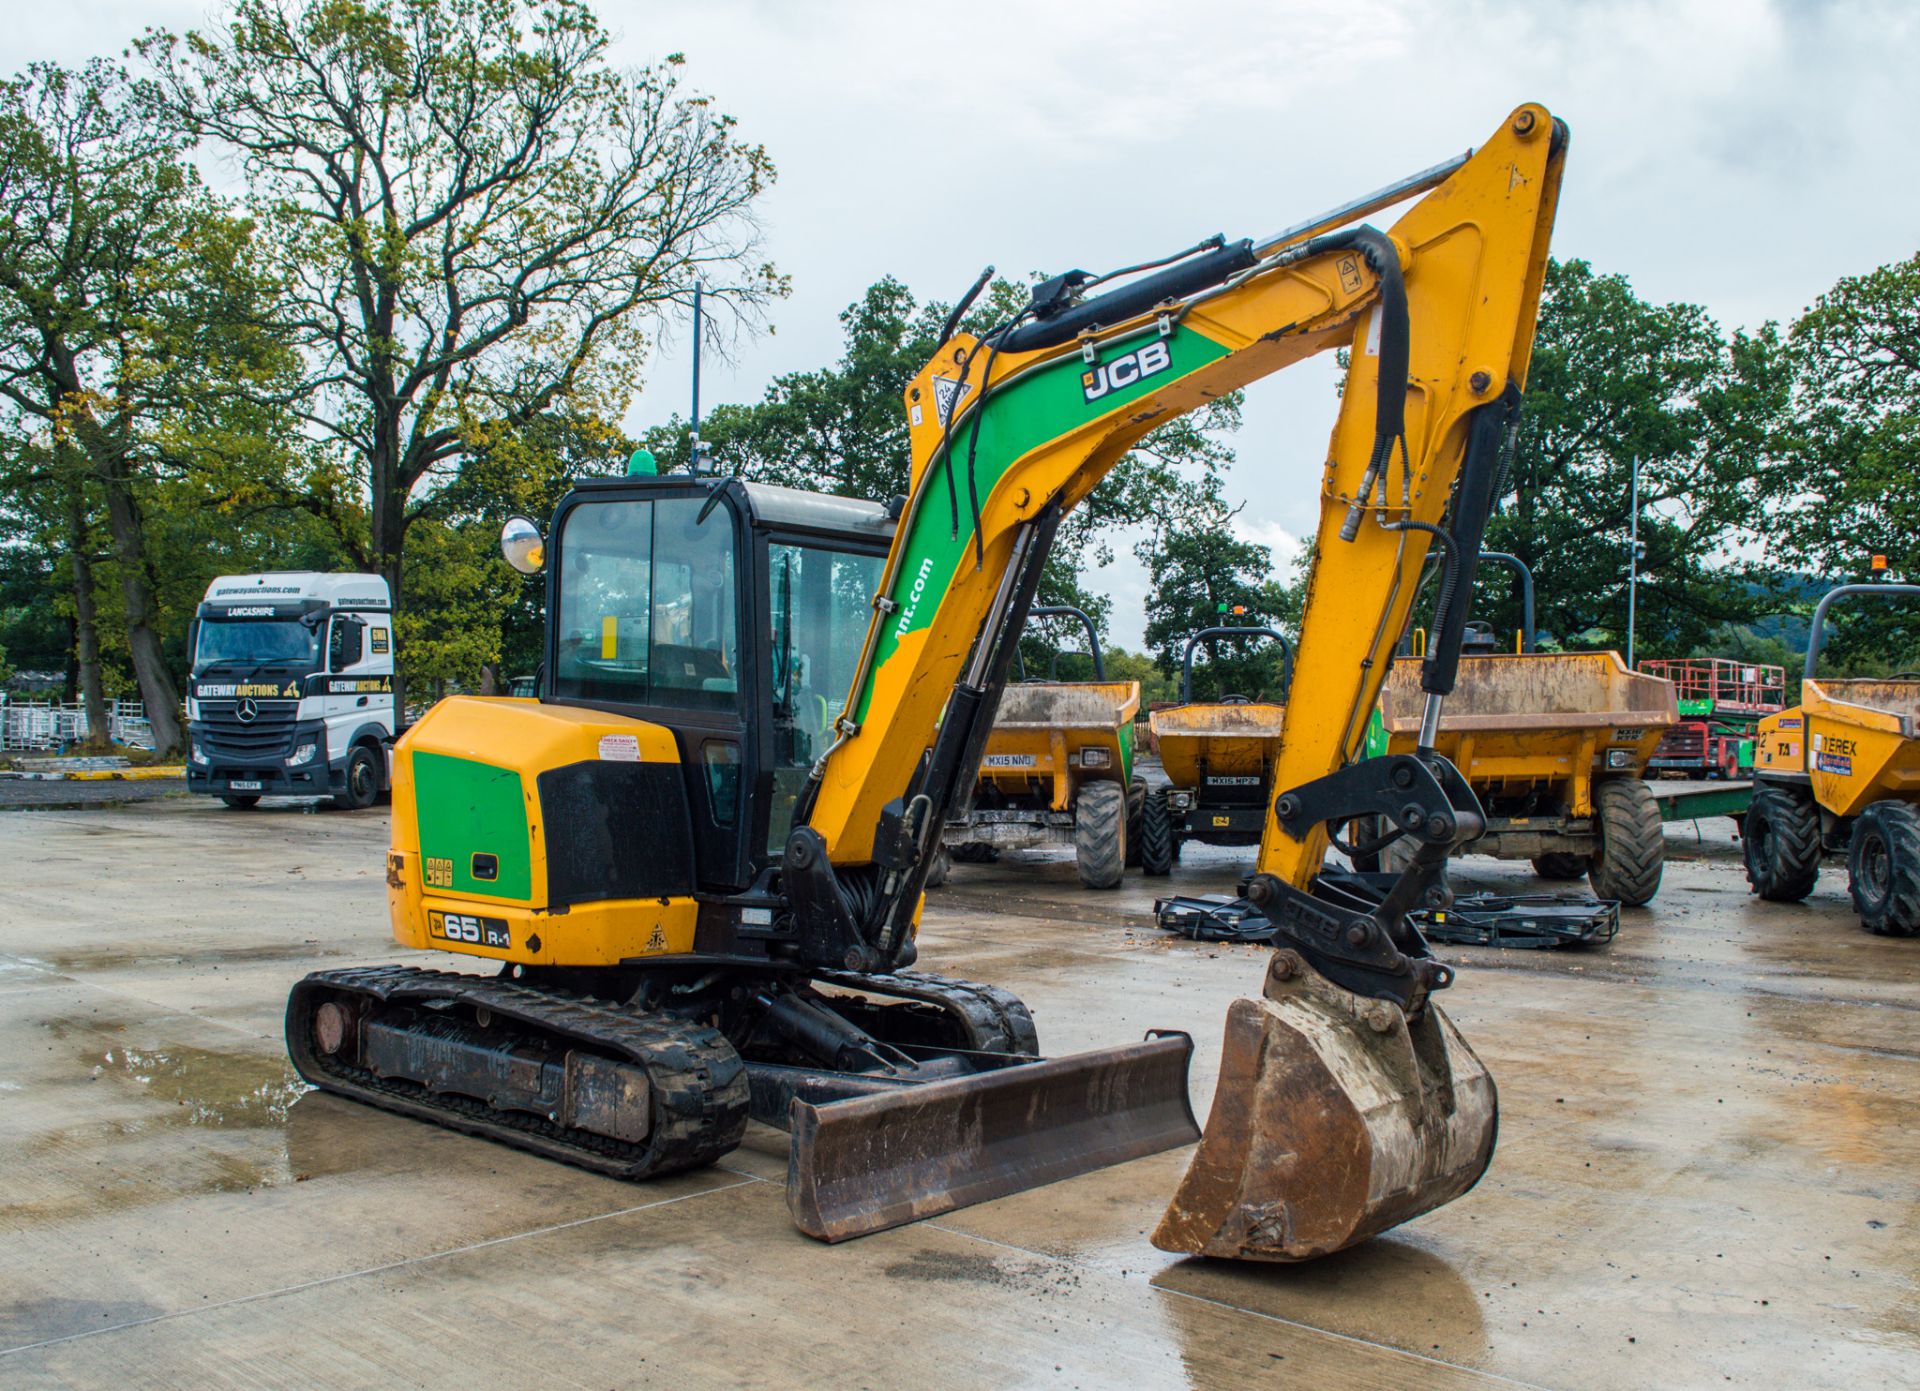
[1745,783,1821,903]
[1590,778,1664,907]
[287,966,750,1181]
[1075,780,1127,889]
[1139,789,1174,877]
[820,968,1041,1055]
[1851,800,1920,937]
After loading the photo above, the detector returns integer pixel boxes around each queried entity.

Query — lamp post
[689,280,706,474]
[1626,453,1641,666]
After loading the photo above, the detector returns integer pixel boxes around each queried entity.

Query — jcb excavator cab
[541,475,894,894]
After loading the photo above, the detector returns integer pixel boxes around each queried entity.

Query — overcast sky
[12,1,1920,646]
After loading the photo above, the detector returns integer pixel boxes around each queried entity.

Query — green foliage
[1763,251,1920,669]
[1479,258,1789,656]
[1099,646,1177,708]
[141,0,781,702]
[1140,497,1295,702]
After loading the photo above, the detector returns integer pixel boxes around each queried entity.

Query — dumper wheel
[1140,789,1175,877]
[1847,800,1920,936]
[1589,777,1664,907]
[1074,781,1126,890]
[1531,851,1588,880]
[1125,777,1147,867]
[1744,783,1821,903]
[924,846,952,889]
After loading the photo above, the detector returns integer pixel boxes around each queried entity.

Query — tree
[1764,250,1920,669]
[1139,495,1293,701]
[1478,258,1788,656]
[0,61,285,755]
[143,0,782,708]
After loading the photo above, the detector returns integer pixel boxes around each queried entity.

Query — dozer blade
[788,1032,1198,1242]
[1153,951,1496,1261]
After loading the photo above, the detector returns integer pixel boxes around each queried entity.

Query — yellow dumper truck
[938,605,1143,888]
[1379,647,1677,905]
[1747,583,1920,936]
[1140,626,1291,876]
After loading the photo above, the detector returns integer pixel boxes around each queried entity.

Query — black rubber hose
[996,239,1258,353]
[939,265,996,345]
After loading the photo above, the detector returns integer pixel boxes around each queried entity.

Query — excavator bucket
[1153,951,1496,1261]
[788,1032,1199,1241]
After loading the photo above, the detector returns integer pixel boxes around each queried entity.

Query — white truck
[184,572,398,809]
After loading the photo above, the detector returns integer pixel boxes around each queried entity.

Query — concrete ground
[1,798,1916,1389]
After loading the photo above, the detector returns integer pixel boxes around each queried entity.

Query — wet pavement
[1,799,1915,1388]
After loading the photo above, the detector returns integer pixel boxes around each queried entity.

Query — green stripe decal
[413,750,533,901]
[855,326,1230,722]
[1118,719,1136,783]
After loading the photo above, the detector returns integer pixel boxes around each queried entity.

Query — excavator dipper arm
[790,104,1566,1259]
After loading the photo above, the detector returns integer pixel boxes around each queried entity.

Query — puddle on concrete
[88,1042,308,1130]
[1151,1234,1489,1364]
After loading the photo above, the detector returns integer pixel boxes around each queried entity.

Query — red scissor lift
[1638,657,1786,779]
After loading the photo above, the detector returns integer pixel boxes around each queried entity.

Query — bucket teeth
[1151,953,1497,1261]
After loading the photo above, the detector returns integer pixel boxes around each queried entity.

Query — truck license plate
[230,780,262,791]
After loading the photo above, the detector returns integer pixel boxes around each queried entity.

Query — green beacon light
[627,448,658,477]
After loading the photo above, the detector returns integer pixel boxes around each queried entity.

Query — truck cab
[185,572,398,809]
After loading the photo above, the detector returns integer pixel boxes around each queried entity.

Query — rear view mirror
[501,516,546,575]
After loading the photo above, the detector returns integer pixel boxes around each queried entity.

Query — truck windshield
[195,618,320,673]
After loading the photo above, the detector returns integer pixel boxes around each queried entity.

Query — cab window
[553,496,740,713]
[766,540,885,852]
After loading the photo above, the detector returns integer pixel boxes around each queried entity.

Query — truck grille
[197,700,298,759]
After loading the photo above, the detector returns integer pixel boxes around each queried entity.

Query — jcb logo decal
[1082,341,1172,403]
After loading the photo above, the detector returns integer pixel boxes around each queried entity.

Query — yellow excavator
[285,104,1566,1260]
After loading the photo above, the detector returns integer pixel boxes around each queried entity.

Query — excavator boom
[793,105,1565,1257]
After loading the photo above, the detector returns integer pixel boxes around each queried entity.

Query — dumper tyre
[1125,777,1147,867]
[925,846,952,889]
[1847,800,1920,937]
[1531,851,1588,880]
[220,793,259,810]
[1744,783,1821,903]
[1140,788,1175,876]
[1589,777,1664,907]
[332,743,382,811]
[1074,780,1126,889]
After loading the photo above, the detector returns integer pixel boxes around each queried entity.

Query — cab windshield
[553,495,741,712]
[194,617,321,674]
